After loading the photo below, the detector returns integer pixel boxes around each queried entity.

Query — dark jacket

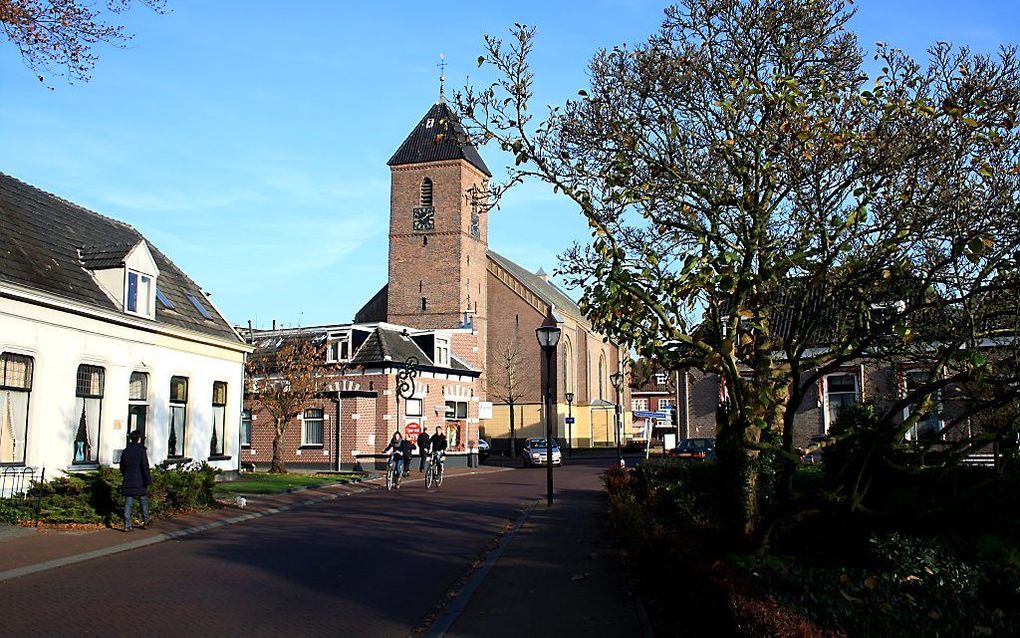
[383,438,403,455]
[119,442,152,497]
[430,433,448,452]
[399,439,415,459]
[416,432,431,454]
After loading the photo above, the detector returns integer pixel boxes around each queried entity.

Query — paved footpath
[0,461,647,637]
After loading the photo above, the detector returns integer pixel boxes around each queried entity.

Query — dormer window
[435,337,450,367]
[655,373,668,386]
[326,336,350,363]
[126,270,154,317]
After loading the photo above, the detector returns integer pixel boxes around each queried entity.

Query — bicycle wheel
[385,466,393,491]
[425,463,434,489]
[436,463,444,487]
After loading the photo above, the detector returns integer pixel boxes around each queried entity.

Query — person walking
[120,430,152,531]
[416,429,431,472]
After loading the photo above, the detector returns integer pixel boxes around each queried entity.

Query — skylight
[155,288,175,310]
[186,293,213,320]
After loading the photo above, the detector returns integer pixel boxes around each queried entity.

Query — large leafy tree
[458,0,1020,541]
[1,0,165,83]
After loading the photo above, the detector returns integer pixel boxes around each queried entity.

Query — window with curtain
[128,371,148,442]
[823,373,859,431]
[168,376,188,457]
[303,408,324,446]
[73,365,105,464]
[1,353,33,465]
[210,381,227,457]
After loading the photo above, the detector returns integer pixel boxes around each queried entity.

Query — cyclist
[382,431,406,488]
[429,426,448,471]
[400,434,415,478]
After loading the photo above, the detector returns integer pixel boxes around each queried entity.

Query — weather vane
[438,52,447,101]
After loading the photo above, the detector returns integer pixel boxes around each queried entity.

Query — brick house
[241,322,481,471]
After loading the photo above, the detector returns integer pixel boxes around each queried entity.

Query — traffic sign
[634,411,669,420]
[404,421,422,439]
[564,417,575,424]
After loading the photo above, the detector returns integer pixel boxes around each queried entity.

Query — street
[0,460,644,637]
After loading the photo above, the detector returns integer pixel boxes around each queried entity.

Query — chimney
[272,319,276,330]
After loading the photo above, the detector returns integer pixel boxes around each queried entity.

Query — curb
[0,465,515,584]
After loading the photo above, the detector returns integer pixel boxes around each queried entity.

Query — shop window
[405,398,423,417]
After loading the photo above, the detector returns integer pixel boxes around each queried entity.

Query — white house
[0,173,251,481]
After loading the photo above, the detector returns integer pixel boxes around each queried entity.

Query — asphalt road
[0,460,626,637]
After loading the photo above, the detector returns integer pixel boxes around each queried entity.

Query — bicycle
[424,451,445,489]
[385,452,404,491]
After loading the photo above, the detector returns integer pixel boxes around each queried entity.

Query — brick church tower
[385,97,491,344]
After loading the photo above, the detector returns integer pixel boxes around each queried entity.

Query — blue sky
[2,1,1018,328]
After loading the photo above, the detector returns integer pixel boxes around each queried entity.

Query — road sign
[564,417,575,424]
[404,421,422,440]
[634,411,669,420]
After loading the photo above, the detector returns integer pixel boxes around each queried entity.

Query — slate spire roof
[387,101,492,177]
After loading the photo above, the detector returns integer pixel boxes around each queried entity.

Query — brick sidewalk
[435,465,652,637]
[0,466,510,581]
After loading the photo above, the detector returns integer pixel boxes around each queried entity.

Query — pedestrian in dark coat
[416,430,431,472]
[120,430,152,531]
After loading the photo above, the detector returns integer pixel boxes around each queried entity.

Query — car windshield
[530,439,557,448]
[682,439,713,449]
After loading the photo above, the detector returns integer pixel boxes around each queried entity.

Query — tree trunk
[508,399,517,457]
[271,417,287,473]
[715,405,760,547]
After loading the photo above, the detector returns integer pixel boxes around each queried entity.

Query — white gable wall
[0,294,245,476]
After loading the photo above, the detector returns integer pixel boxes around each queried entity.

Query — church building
[242,94,628,470]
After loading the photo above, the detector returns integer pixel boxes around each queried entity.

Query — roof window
[186,293,214,320]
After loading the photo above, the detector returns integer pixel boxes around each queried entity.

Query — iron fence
[0,466,45,526]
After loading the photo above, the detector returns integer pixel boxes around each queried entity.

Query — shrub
[4,462,219,526]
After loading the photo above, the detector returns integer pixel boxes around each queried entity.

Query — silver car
[523,437,562,467]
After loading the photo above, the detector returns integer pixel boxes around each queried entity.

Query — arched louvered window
[420,177,434,207]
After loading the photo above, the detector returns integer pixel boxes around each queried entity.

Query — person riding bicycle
[400,435,415,478]
[429,426,448,470]
[382,432,406,488]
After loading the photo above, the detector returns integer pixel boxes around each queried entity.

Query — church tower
[385,97,491,344]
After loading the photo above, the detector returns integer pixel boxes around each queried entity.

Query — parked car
[523,437,562,467]
[477,437,490,460]
[669,438,716,461]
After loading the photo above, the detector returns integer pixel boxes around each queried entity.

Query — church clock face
[412,206,435,231]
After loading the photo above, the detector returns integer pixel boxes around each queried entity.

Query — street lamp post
[610,371,624,461]
[536,311,561,507]
[395,355,419,441]
[565,392,574,458]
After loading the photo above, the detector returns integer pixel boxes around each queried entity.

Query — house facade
[0,173,250,482]
[241,322,482,471]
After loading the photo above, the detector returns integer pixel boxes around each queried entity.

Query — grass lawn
[214,472,360,495]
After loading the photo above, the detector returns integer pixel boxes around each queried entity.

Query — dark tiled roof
[0,172,240,342]
[350,327,477,374]
[351,328,430,366]
[78,242,134,269]
[387,101,492,177]
[487,249,588,327]
[354,284,388,323]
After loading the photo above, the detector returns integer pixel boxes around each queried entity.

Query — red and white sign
[404,421,422,440]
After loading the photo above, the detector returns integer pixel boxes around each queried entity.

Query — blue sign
[564,417,575,424]
[634,411,669,420]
